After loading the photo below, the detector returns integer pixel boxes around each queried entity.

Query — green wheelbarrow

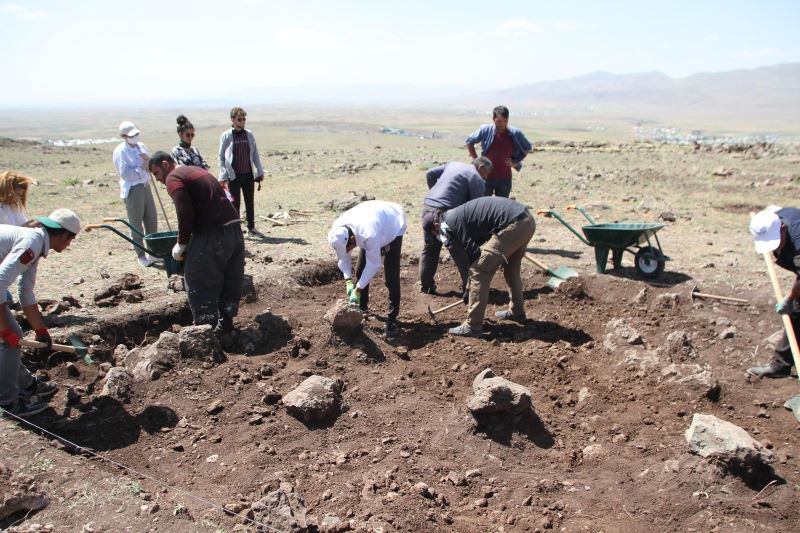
[85,217,184,278]
[537,205,670,279]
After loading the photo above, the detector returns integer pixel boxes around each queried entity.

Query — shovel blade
[550,265,578,280]
[546,277,565,289]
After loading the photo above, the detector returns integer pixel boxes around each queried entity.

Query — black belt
[511,210,530,223]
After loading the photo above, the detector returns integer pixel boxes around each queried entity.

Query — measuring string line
[1,411,286,533]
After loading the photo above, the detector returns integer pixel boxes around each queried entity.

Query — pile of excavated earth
[2,256,799,532]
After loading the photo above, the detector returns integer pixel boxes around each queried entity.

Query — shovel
[19,333,93,364]
[524,253,578,288]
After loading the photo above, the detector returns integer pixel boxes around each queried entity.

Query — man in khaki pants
[430,196,535,337]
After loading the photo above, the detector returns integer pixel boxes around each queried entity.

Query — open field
[1,108,800,532]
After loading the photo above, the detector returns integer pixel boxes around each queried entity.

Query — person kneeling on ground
[0,209,81,418]
[432,196,535,337]
[149,152,245,334]
[328,200,407,338]
[747,207,800,378]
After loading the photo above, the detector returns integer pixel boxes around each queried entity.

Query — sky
[1,0,798,106]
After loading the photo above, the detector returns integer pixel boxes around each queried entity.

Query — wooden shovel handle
[19,339,77,354]
[524,253,549,272]
[763,253,800,380]
[431,299,463,315]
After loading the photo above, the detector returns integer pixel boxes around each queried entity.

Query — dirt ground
[1,120,800,532]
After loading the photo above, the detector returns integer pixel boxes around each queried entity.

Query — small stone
[474,498,488,508]
[66,362,80,377]
[206,454,219,463]
[465,468,482,479]
[206,400,223,415]
[718,326,737,340]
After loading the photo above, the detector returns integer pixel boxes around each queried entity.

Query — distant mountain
[471,63,800,128]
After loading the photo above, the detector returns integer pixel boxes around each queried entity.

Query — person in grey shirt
[0,209,81,418]
[419,157,491,295]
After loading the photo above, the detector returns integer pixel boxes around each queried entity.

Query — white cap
[118,120,141,137]
[750,209,782,254]
[328,226,351,270]
[37,208,81,235]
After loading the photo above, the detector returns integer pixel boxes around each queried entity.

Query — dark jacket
[443,196,528,264]
[775,207,800,275]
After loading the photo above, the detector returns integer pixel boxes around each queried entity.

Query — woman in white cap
[112,121,160,267]
[0,208,80,418]
[748,206,800,378]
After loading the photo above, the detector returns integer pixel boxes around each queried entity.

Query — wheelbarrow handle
[97,217,145,238]
[565,205,596,224]
[84,223,158,256]
[535,209,553,217]
[85,224,102,231]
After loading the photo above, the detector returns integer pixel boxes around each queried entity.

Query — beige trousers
[466,214,536,329]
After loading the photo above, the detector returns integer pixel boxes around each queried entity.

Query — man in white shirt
[328,200,407,338]
[112,121,159,267]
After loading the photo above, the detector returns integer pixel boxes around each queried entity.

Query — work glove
[349,290,361,306]
[34,327,52,357]
[775,295,796,315]
[172,243,187,261]
[0,328,20,348]
[345,279,355,298]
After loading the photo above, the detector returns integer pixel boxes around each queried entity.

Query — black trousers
[356,235,402,322]
[485,179,512,198]
[229,173,255,229]
[774,313,800,368]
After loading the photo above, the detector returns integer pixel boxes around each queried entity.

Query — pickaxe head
[427,304,438,323]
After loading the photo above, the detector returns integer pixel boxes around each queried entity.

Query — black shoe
[23,376,58,400]
[747,361,792,378]
[1,398,48,418]
[420,285,437,295]
[384,321,399,338]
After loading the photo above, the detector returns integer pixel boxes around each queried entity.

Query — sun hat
[37,208,81,235]
[750,209,782,254]
[118,121,141,137]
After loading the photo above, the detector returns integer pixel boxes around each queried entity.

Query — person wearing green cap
[0,208,80,418]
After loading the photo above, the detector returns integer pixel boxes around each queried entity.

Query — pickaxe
[690,285,748,304]
[427,300,463,322]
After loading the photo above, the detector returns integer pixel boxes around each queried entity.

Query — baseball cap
[118,121,141,137]
[37,208,81,235]
[750,209,782,253]
[328,226,351,270]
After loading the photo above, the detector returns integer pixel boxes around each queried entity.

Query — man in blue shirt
[466,106,532,198]
[420,157,491,294]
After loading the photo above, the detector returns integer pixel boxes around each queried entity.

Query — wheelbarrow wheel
[634,246,664,278]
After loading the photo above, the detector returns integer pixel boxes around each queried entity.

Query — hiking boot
[384,320,399,339]
[747,360,792,378]
[23,377,58,400]
[1,398,48,418]
[448,323,482,338]
[248,228,263,237]
[494,309,526,321]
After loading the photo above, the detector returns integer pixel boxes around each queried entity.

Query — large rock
[660,363,720,400]
[0,464,49,521]
[467,368,532,414]
[323,300,363,331]
[178,325,226,363]
[130,331,180,381]
[605,318,643,347]
[685,414,773,466]
[99,367,134,402]
[250,490,308,532]
[282,375,342,423]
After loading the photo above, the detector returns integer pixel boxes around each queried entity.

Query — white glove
[172,243,187,261]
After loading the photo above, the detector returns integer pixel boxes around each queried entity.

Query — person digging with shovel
[433,196,535,337]
[148,152,245,334]
[328,200,407,339]
[747,207,800,378]
[0,209,80,418]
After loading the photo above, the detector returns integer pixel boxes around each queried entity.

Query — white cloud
[489,18,541,37]
[1,4,49,18]
[556,21,577,31]
[275,27,330,42]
